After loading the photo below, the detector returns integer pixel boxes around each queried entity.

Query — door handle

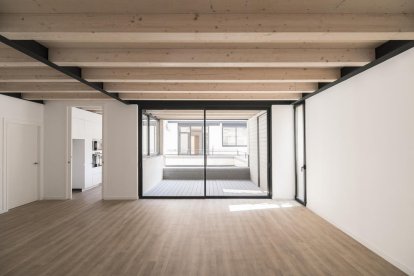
[301,165,306,172]
[33,162,39,165]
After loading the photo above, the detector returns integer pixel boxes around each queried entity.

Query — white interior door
[295,104,306,204]
[7,122,39,209]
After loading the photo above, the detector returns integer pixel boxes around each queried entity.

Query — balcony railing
[163,151,249,167]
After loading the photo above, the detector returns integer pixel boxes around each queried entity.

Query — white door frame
[65,105,104,199]
[2,119,43,213]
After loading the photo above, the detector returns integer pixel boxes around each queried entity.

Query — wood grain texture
[83,67,339,83]
[48,48,373,68]
[1,0,413,14]
[1,14,414,43]
[0,186,405,276]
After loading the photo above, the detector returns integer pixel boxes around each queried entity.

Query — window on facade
[222,123,247,147]
[149,118,159,155]
[178,124,206,155]
[142,115,148,156]
[142,114,159,156]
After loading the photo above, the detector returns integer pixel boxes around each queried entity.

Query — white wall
[142,155,164,194]
[103,102,138,200]
[43,100,138,200]
[248,116,259,185]
[0,95,44,213]
[306,48,414,274]
[271,105,295,200]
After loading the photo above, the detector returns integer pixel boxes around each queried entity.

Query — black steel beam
[1,92,22,99]
[293,40,414,105]
[375,40,413,59]
[0,35,128,104]
[61,66,82,78]
[318,82,330,89]
[340,67,360,78]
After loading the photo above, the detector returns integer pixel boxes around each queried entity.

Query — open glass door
[294,104,307,205]
[205,110,269,198]
[141,109,205,197]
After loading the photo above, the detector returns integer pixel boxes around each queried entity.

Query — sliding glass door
[294,103,307,205]
[141,110,205,197]
[140,108,271,198]
[205,110,269,197]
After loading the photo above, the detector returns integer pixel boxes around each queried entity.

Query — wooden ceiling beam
[0,82,95,92]
[46,48,374,68]
[1,13,413,43]
[0,47,43,66]
[83,68,339,83]
[0,46,374,68]
[0,67,75,82]
[22,92,300,100]
[22,92,109,100]
[120,92,301,100]
[0,67,337,83]
[104,82,317,93]
[1,0,413,14]
[0,81,317,93]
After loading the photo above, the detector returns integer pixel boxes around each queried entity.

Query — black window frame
[136,100,289,199]
[142,111,160,157]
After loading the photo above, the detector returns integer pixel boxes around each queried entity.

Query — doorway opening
[140,107,271,198]
[69,106,103,199]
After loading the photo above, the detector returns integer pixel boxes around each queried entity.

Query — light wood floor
[144,180,267,197]
[0,186,404,276]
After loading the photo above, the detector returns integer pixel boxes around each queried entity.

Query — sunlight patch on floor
[222,189,265,194]
[229,201,299,212]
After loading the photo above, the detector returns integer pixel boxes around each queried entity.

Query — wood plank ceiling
[0,0,413,102]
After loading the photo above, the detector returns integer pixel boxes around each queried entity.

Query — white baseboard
[43,196,67,200]
[307,206,413,276]
[0,209,7,214]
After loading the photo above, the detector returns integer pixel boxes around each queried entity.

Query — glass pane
[142,109,204,197]
[149,118,158,154]
[179,133,190,155]
[206,110,268,197]
[142,115,148,156]
[295,105,305,202]
[223,127,236,146]
[236,127,247,146]
[191,126,203,155]
[180,126,190,133]
[258,113,268,193]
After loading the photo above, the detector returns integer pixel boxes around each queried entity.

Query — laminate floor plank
[0,186,405,276]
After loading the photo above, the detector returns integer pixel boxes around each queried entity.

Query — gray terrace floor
[143,180,268,197]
